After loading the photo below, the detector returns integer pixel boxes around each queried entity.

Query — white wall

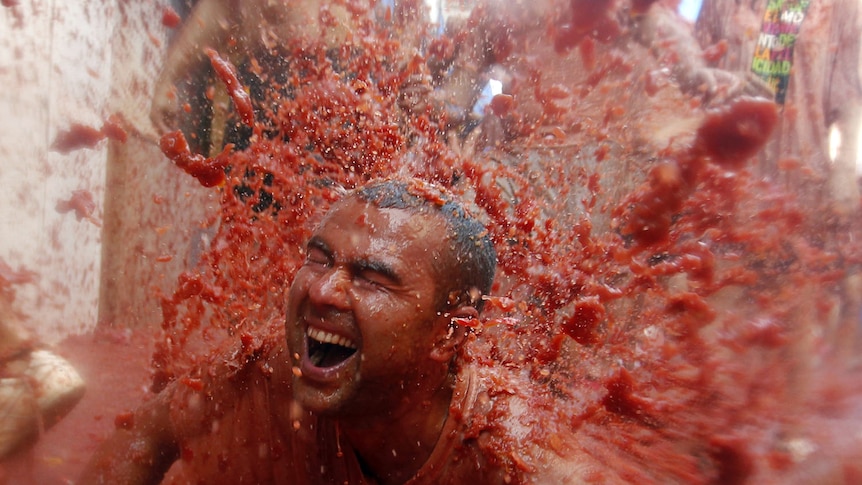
[0,1,172,342]
[1,2,114,341]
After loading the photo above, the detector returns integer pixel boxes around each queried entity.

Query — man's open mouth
[307,327,357,368]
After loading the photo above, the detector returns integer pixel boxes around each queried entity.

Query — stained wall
[0,1,213,342]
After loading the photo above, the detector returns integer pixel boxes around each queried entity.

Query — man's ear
[430,305,478,363]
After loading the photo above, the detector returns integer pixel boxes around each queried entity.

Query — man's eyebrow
[306,236,401,284]
[351,258,401,285]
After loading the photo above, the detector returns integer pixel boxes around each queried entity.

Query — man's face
[285,197,451,416]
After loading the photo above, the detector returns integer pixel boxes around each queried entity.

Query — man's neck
[339,375,455,485]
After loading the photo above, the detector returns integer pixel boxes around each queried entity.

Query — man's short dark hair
[352,178,497,312]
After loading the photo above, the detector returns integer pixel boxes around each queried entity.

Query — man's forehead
[315,198,445,248]
[324,197,434,228]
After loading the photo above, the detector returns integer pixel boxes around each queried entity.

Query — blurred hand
[680,65,775,106]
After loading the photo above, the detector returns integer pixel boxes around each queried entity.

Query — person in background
[150,0,428,154]
[0,261,85,460]
[424,0,775,153]
[695,0,861,209]
[695,0,862,362]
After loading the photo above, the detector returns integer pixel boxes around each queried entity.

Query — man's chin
[291,377,350,416]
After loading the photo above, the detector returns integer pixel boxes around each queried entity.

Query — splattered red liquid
[159,131,229,188]
[206,48,255,128]
[51,123,105,153]
[161,7,181,28]
[55,189,99,225]
[51,117,129,153]
[139,12,861,476]
[100,116,128,143]
[694,97,779,169]
[10,1,861,483]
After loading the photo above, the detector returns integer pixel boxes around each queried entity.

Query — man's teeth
[307,328,356,349]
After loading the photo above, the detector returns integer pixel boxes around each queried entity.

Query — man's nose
[307,266,351,310]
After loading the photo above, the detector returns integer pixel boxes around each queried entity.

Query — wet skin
[285,197,455,419]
